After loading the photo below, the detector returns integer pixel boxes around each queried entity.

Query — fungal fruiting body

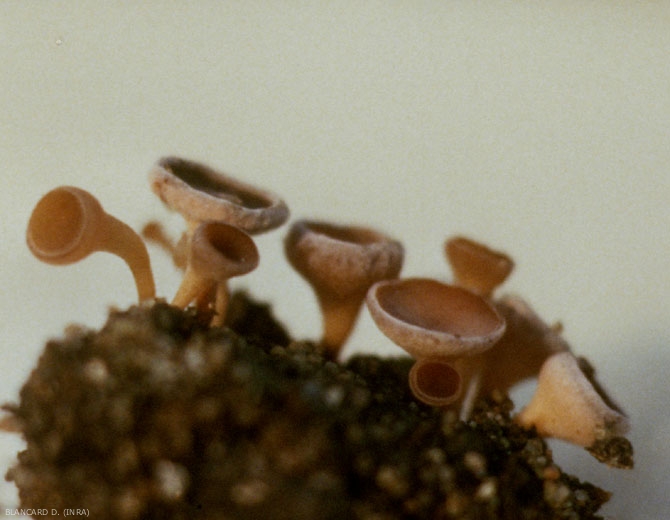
[149,156,289,235]
[480,294,630,459]
[480,294,570,395]
[516,352,629,450]
[147,156,289,321]
[26,186,155,302]
[366,278,506,416]
[172,221,259,326]
[284,219,404,360]
[408,358,463,407]
[445,236,514,297]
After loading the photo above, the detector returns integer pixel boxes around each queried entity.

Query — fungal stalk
[172,221,259,326]
[141,220,187,270]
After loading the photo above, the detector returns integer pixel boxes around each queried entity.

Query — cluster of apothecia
[24,156,631,466]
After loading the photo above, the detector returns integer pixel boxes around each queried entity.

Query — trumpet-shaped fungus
[26,186,155,302]
[516,351,630,451]
[284,219,403,359]
[172,221,259,326]
[480,295,570,395]
[445,236,514,297]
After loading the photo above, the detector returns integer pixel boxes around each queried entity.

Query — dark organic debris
[5,295,610,519]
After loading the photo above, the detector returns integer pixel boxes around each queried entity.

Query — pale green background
[1,2,669,518]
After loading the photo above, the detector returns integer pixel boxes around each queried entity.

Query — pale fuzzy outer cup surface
[149,156,289,234]
[284,219,404,299]
[516,351,630,447]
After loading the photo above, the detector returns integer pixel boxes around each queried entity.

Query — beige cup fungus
[26,186,155,302]
[480,294,570,395]
[284,219,404,360]
[149,156,289,235]
[516,351,630,464]
[172,221,259,326]
[445,236,514,297]
[366,278,506,416]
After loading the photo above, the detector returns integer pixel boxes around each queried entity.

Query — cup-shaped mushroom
[409,357,462,407]
[516,351,630,448]
[149,156,289,234]
[141,221,188,270]
[26,186,155,302]
[366,278,506,360]
[445,236,514,297]
[284,219,404,359]
[172,221,259,326]
[481,295,570,395]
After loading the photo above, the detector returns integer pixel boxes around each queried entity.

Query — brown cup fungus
[26,186,155,302]
[481,295,570,395]
[284,220,404,360]
[149,156,289,235]
[445,236,514,297]
[172,221,259,326]
[366,278,505,415]
[516,351,630,450]
[408,358,463,408]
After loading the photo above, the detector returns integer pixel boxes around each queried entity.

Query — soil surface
[5,294,612,519]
